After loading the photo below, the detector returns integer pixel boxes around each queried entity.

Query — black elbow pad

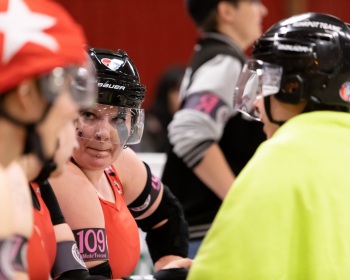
[136,186,189,263]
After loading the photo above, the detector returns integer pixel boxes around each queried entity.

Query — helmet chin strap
[24,104,60,183]
[23,123,48,161]
[263,95,286,126]
[32,158,57,184]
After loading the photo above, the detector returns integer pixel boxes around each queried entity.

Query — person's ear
[16,78,46,118]
[217,1,236,23]
[6,79,33,114]
[17,79,31,98]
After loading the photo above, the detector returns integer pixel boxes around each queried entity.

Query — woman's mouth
[86,147,110,158]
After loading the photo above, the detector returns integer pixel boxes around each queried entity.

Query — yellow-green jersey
[188,111,350,280]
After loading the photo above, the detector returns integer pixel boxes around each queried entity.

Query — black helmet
[251,12,350,107]
[88,46,146,109]
[186,0,230,26]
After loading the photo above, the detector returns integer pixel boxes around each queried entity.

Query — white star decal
[0,0,58,63]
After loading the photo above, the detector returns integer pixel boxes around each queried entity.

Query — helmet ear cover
[276,74,305,104]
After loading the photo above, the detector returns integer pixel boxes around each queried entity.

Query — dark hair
[201,9,219,32]
[186,0,239,30]
[148,65,186,129]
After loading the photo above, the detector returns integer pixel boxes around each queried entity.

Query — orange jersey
[27,183,56,279]
[99,165,140,279]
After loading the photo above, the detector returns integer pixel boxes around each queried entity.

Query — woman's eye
[111,116,126,124]
[81,111,95,120]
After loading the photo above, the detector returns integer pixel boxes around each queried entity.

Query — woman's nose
[94,119,111,141]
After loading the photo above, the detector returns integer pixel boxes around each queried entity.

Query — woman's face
[73,104,133,170]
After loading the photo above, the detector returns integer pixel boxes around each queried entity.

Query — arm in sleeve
[169,55,242,169]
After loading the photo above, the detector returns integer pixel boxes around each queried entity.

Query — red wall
[306,0,350,22]
[54,1,290,108]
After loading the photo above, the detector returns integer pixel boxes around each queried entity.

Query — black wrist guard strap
[136,185,189,263]
[154,268,189,280]
[51,241,87,278]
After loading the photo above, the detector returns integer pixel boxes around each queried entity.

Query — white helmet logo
[101,58,123,71]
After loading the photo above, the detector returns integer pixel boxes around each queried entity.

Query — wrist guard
[0,235,28,278]
[51,241,87,278]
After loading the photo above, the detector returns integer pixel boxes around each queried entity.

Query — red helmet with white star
[0,0,87,93]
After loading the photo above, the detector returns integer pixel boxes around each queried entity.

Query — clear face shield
[234,59,283,121]
[126,108,145,145]
[39,55,97,109]
[76,103,144,147]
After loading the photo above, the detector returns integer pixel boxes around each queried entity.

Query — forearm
[193,143,234,199]
[154,255,184,271]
